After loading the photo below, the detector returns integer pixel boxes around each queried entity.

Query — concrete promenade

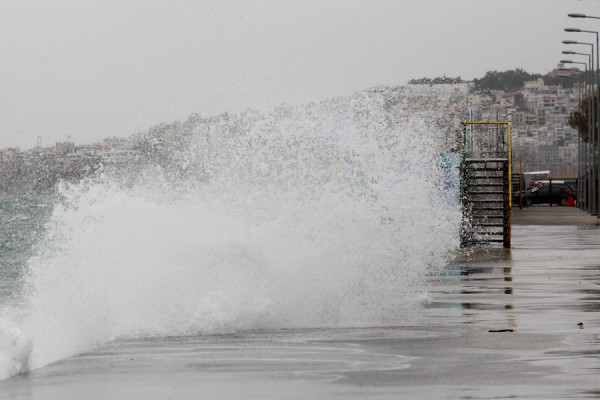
[513,204,600,226]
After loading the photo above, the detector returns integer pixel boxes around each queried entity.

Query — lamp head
[568,13,587,18]
[565,28,582,33]
[562,40,579,44]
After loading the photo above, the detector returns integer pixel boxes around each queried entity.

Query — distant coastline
[0,67,582,194]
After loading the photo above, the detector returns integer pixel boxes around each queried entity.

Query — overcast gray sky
[1,0,599,148]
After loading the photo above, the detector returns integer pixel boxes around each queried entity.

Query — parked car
[524,183,575,206]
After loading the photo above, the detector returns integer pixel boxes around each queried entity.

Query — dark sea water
[0,196,54,301]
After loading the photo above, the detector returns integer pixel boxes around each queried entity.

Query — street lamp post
[563,46,595,212]
[568,14,600,215]
[558,71,586,207]
[565,24,600,215]
[562,57,591,210]
[563,40,596,213]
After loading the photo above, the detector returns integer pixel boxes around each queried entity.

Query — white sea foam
[1,87,462,377]
[0,314,31,377]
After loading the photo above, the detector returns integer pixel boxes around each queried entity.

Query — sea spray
[1,87,463,378]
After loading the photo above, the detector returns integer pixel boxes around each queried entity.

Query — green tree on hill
[568,94,597,143]
[472,68,544,92]
[472,68,576,91]
[408,76,465,85]
[411,68,576,92]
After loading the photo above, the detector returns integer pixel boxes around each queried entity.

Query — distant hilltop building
[549,63,581,78]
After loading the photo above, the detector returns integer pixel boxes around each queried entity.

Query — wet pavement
[512,205,600,226]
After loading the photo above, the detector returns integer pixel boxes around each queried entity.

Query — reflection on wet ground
[421,224,600,398]
[427,253,600,330]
